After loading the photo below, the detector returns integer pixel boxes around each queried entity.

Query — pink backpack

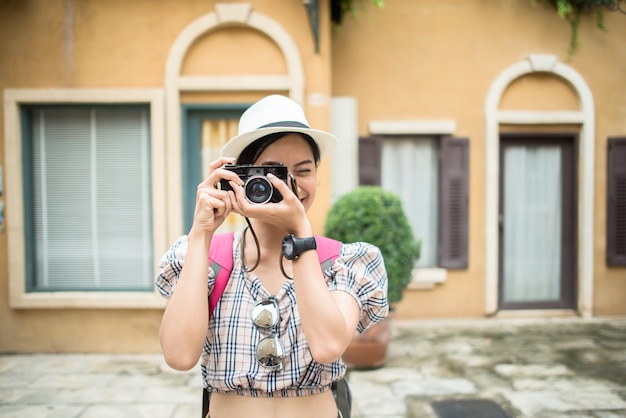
[203,232,351,418]
[208,232,341,319]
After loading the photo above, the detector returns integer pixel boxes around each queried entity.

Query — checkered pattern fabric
[156,231,388,396]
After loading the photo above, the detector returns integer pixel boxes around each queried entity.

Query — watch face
[282,239,294,257]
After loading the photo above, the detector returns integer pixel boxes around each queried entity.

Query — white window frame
[369,119,457,289]
[4,89,167,309]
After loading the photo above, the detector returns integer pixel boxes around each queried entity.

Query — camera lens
[245,176,273,204]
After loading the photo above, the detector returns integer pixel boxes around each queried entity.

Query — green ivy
[531,0,623,58]
[331,0,384,26]
[324,186,420,305]
[338,0,383,16]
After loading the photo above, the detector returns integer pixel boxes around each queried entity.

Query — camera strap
[207,232,341,319]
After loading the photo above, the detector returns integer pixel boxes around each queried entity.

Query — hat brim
[221,127,337,161]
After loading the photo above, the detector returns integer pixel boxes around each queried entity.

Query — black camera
[220,164,289,204]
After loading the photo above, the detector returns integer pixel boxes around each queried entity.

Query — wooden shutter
[607,137,626,266]
[438,137,469,269]
[358,136,382,185]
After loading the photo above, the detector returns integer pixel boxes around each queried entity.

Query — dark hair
[237,132,321,166]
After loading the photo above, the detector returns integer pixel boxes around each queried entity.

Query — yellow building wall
[0,0,333,352]
[331,0,626,319]
[0,0,624,353]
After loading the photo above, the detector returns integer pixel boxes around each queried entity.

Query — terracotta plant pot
[342,311,394,369]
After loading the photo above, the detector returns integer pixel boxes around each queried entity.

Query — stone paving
[0,316,625,417]
[0,353,202,418]
[349,317,626,418]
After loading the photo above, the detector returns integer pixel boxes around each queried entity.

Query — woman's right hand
[190,157,241,235]
[161,156,241,371]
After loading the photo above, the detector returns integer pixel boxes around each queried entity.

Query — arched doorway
[484,54,595,316]
[163,3,305,241]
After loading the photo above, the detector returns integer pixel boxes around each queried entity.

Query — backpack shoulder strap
[208,232,235,319]
[208,233,341,320]
[314,235,342,271]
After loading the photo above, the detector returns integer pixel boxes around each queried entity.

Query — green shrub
[324,186,420,305]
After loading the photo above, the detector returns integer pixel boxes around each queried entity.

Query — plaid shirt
[156,231,388,397]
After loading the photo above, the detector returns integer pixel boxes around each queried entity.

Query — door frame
[484,54,595,316]
[181,104,247,233]
[498,133,578,310]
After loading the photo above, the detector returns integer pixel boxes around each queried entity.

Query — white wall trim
[408,268,448,290]
[3,88,167,309]
[330,97,358,202]
[164,3,305,242]
[484,54,595,317]
[369,120,457,135]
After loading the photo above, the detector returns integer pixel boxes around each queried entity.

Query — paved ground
[0,316,625,418]
[351,316,626,418]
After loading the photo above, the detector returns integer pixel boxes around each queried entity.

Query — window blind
[30,106,153,291]
[381,137,439,268]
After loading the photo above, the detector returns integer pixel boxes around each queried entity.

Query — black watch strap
[282,234,317,260]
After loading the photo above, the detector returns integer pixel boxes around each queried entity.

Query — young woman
[156,95,388,418]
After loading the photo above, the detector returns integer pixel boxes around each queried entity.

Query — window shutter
[438,137,469,269]
[358,136,382,185]
[607,137,626,266]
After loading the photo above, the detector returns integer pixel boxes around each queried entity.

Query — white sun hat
[221,95,337,161]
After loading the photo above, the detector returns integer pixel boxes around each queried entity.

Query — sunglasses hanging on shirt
[251,297,285,371]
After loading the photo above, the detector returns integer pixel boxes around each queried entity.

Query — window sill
[9,291,167,310]
[407,268,447,290]
[4,87,169,311]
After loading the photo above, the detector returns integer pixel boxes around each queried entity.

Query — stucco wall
[0,0,624,353]
[0,0,333,352]
[330,0,626,319]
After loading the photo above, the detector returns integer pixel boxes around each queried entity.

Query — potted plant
[324,186,421,368]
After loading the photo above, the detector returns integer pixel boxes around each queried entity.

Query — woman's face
[253,133,318,212]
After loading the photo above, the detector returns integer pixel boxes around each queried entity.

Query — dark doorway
[498,133,577,310]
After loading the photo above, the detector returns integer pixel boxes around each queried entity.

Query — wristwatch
[282,234,317,260]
